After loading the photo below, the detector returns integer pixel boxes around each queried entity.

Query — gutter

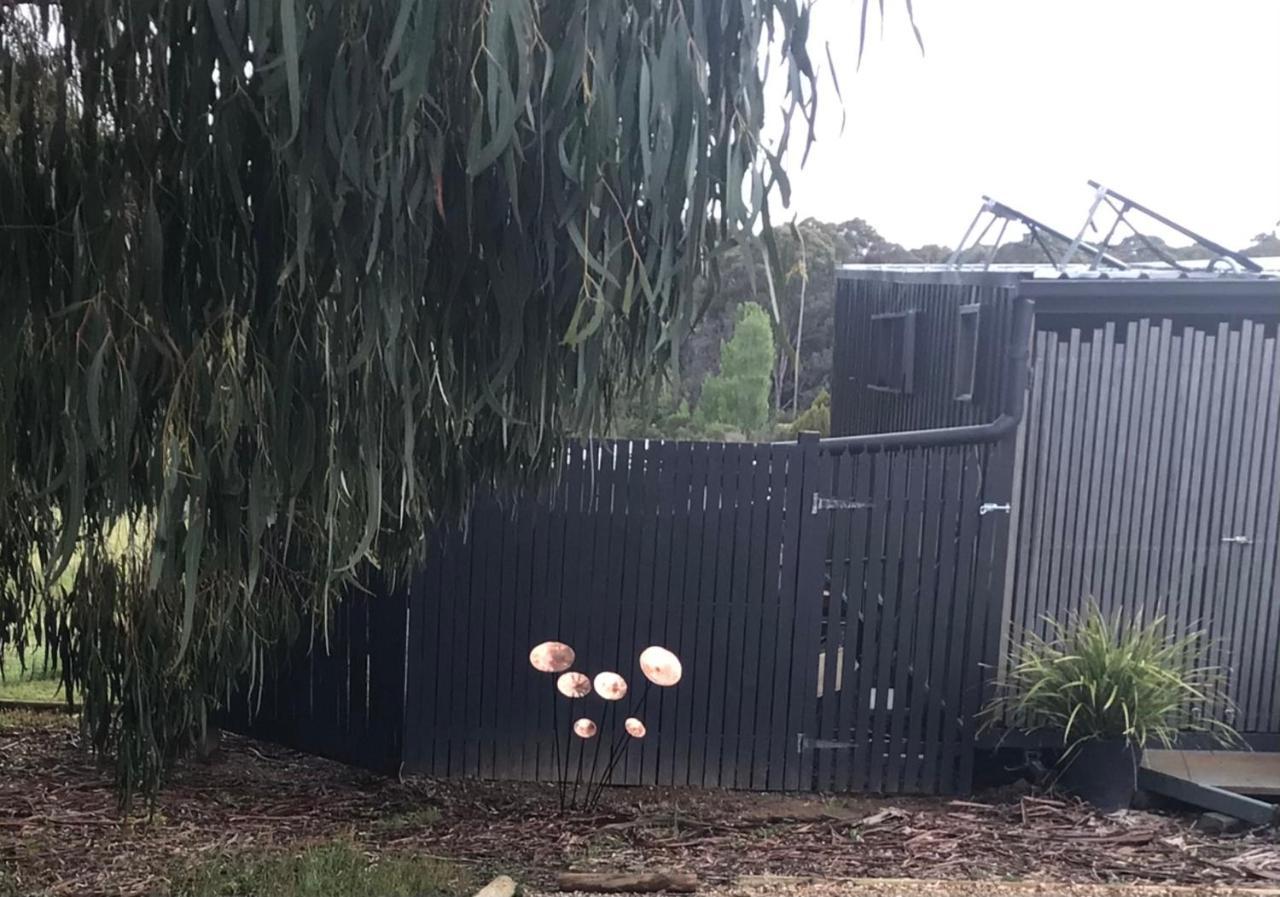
[817,296,1034,454]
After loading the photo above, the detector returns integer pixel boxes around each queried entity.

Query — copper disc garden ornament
[639,646,682,686]
[529,641,575,673]
[535,644,682,812]
[557,672,592,698]
[592,671,628,701]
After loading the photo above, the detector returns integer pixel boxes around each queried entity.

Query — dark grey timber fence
[403,438,824,791]
[1006,317,1280,737]
[223,586,407,773]
[230,433,1013,795]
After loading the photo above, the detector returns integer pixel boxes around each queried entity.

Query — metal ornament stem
[552,691,566,811]
[570,718,590,809]
[586,681,653,809]
[584,696,616,806]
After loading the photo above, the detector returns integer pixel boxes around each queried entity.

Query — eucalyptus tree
[0,0,907,800]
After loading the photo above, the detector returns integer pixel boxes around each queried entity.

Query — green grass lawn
[169,840,474,897]
[0,641,64,703]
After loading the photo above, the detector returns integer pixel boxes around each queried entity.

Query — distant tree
[1108,233,1210,263]
[911,244,953,263]
[697,304,775,438]
[775,388,831,440]
[1245,231,1280,257]
[681,218,869,418]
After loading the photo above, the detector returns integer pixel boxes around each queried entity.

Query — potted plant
[984,603,1238,811]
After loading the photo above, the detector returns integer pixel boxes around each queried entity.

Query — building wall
[1005,315,1280,735]
[832,272,1280,738]
[830,275,1020,437]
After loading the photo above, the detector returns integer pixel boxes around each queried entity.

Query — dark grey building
[832,266,1280,744]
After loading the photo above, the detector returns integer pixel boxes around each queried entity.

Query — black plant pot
[1055,738,1141,811]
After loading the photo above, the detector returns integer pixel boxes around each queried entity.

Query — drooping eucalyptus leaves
[0,0,905,802]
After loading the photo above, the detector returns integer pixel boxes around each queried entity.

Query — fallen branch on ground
[555,870,699,893]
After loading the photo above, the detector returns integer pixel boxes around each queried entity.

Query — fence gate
[802,441,1014,795]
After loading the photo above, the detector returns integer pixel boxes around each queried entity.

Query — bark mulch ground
[3,714,1280,896]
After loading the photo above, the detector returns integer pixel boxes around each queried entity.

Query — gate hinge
[811,493,875,515]
[979,502,1011,515]
[797,733,855,752]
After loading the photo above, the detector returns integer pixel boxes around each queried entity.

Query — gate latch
[811,493,874,515]
[979,502,1011,515]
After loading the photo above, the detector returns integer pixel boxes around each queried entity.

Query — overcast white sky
[773,0,1280,250]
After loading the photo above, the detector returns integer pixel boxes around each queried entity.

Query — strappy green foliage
[984,604,1239,753]
[0,0,905,802]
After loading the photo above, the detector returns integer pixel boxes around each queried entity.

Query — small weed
[169,839,473,897]
[371,806,443,832]
[0,862,19,897]
[568,831,627,867]
[748,823,785,841]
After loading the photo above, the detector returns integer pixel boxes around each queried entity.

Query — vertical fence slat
[851,454,892,792]
[1244,334,1280,730]
[834,452,872,791]
[924,448,965,793]
[1161,329,1192,646]
[1120,320,1155,625]
[904,447,945,789]
[1220,323,1259,724]
[1196,325,1233,686]
[612,440,645,786]
[1068,329,1103,606]
[652,443,690,786]
[817,451,851,790]
[885,449,928,793]
[689,442,725,787]
[673,442,710,786]
[705,442,742,788]
[769,443,805,791]
[493,498,520,779]
[1140,320,1175,625]
[1254,333,1280,731]
[641,441,677,785]
[1237,322,1267,722]
[1009,331,1048,656]
[727,445,762,788]
[508,497,535,780]
[436,527,463,776]
[938,448,982,793]
[1175,329,1210,652]
[790,435,829,791]
[869,453,910,793]
[625,440,662,785]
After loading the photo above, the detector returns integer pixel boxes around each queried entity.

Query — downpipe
[816,296,1034,454]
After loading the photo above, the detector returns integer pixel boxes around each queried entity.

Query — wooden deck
[1143,750,1280,797]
